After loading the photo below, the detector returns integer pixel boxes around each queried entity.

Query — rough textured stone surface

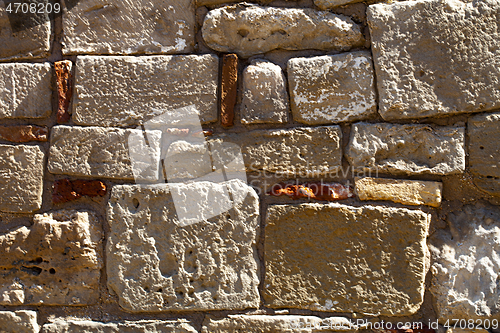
[202,4,364,57]
[0,210,102,305]
[107,180,260,312]
[264,203,430,315]
[202,315,357,332]
[41,319,197,333]
[368,0,500,120]
[0,144,44,213]
[355,177,442,207]
[288,51,376,125]
[241,60,289,124]
[221,54,238,128]
[268,182,354,201]
[62,0,194,55]
[53,179,107,204]
[55,60,72,124]
[210,126,342,177]
[315,0,364,9]
[0,1,51,61]
[346,123,465,176]
[0,310,39,333]
[73,55,218,126]
[469,112,500,196]
[430,203,500,322]
[0,125,48,143]
[48,125,161,181]
[0,63,52,119]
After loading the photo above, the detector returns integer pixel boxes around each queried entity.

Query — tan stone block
[0,310,39,333]
[41,319,197,333]
[355,177,442,207]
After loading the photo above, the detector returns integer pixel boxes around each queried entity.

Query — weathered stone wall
[0,0,499,331]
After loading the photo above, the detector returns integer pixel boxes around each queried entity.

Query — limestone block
[315,0,364,9]
[346,123,465,176]
[430,203,500,322]
[264,203,430,316]
[48,125,161,181]
[73,54,219,126]
[367,0,500,120]
[241,60,289,124]
[0,310,39,333]
[41,319,197,333]
[0,210,102,305]
[0,63,52,119]
[202,3,364,57]
[355,177,442,207]
[62,0,194,55]
[0,144,44,213]
[288,51,376,125]
[106,179,260,312]
[0,1,51,61]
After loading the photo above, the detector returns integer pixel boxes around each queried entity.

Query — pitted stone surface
[62,0,194,55]
[0,144,44,213]
[73,55,218,126]
[241,60,289,124]
[202,315,357,333]
[41,319,197,333]
[346,123,465,176]
[315,0,364,9]
[0,63,52,119]
[264,203,430,315]
[210,126,342,177]
[368,0,500,120]
[0,1,51,61]
[288,51,376,125]
[0,310,39,333]
[202,4,364,57]
[430,203,500,322]
[468,112,500,196]
[0,210,102,305]
[106,179,260,312]
[48,125,161,181]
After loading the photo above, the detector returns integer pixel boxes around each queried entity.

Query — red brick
[268,182,354,201]
[55,60,73,124]
[221,54,238,127]
[53,179,107,204]
[0,125,48,143]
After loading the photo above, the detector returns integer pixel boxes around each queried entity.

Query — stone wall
[0,0,499,331]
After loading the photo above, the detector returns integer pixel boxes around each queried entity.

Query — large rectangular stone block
[42,319,197,333]
[288,51,376,124]
[73,55,219,126]
[62,0,194,55]
[48,125,161,181]
[346,122,465,176]
[0,63,52,119]
[106,179,260,312]
[264,203,430,315]
[0,1,51,61]
[368,0,500,120]
[0,210,102,305]
[210,126,342,177]
[0,144,44,213]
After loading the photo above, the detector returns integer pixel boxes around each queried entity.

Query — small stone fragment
[288,51,376,124]
[430,203,500,322]
[0,63,52,119]
[241,60,289,124]
[73,55,219,126]
[41,319,197,333]
[202,4,364,57]
[55,60,72,124]
[221,54,238,127]
[106,179,260,312]
[202,315,357,333]
[62,0,195,55]
[315,0,364,9]
[264,203,430,315]
[268,182,353,201]
[53,179,107,204]
[355,177,442,207]
[0,1,51,61]
[0,144,44,213]
[0,310,39,333]
[367,0,500,120]
[0,209,102,305]
[0,125,48,143]
[346,123,465,176]
[48,125,162,181]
